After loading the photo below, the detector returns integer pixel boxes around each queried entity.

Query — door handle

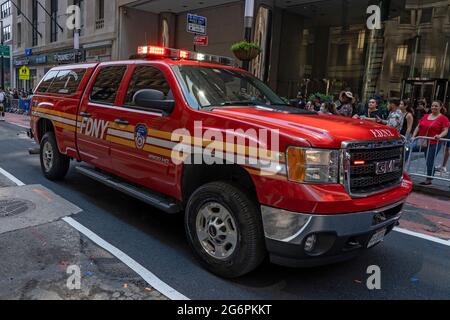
[80,112,91,118]
[114,119,129,125]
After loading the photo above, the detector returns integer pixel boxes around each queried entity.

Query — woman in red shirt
[411,101,450,185]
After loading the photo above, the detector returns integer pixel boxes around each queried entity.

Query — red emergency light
[136,45,234,66]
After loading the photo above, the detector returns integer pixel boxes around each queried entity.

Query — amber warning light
[136,45,234,66]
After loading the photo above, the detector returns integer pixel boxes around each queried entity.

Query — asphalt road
[1,121,449,300]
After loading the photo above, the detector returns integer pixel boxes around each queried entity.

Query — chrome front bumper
[261,202,405,267]
[261,201,404,245]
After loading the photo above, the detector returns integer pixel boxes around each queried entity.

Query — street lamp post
[243,0,255,71]
[74,29,80,63]
[1,19,4,90]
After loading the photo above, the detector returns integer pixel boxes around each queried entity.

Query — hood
[211,107,401,149]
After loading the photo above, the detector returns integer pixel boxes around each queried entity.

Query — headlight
[287,147,340,184]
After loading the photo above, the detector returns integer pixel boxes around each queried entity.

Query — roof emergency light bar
[136,45,235,66]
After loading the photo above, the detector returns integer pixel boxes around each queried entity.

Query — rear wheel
[185,182,266,278]
[40,132,70,181]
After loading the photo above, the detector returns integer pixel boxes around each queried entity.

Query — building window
[420,8,433,24]
[400,10,411,24]
[423,56,436,71]
[17,23,21,47]
[396,45,408,64]
[2,25,11,42]
[50,0,58,42]
[357,30,366,51]
[337,44,349,66]
[1,1,11,19]
[95,0,105,30]
[32,0,38,46]
[16,0,21,16]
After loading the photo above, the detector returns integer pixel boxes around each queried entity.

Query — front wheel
[185,182,266,278]
[40,132,70,181]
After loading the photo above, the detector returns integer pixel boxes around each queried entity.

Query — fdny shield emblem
[135,124,148,150]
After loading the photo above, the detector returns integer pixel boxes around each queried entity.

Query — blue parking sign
[187,13,207,35]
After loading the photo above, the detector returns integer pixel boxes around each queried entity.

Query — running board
[75,166,182,214]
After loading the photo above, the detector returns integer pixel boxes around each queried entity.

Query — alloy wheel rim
[195,202,238,260]
[42,142,54,172]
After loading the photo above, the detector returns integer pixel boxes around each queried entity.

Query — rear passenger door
[110,65,180,198]
[77,65,127,171]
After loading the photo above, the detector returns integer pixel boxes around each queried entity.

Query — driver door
[110,64,180,198]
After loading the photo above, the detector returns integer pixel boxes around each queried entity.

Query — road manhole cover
[0,199,35,218]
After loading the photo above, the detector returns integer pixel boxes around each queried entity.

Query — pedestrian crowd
[291,91,450,186]
[0,88,34,117]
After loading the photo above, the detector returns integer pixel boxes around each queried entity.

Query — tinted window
[47,69,86,94]
[90,66,126,104]
[125,66,171,106]
[36,70,58,93]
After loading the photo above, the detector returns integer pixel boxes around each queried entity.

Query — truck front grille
[343,140,405,197]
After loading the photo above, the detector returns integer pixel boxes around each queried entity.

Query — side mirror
[133,89,175,115]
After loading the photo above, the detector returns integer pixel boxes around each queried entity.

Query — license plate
[368,229,387,248]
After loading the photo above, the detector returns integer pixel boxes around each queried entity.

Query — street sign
[25,48,33,56]
[187,13,207,35]
[0,45,10,57]
[19,65,30,81]
[194,35,209,47]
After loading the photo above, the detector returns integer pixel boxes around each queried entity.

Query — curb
[413,184,450,199]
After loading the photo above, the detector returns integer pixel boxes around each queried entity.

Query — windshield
[173,66,288,109]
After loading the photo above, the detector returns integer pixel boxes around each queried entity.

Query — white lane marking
[394,227,450,247]
[0,167,25,186]
[63,217,189,301]
[4,121,30,129]
[0,166,189,300]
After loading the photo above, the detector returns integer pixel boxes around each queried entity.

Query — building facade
[12,0,118,90]
[117,0,450,105]
[1,0,13,88]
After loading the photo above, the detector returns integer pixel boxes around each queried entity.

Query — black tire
[185,182,266,278]
[40,132,70,181]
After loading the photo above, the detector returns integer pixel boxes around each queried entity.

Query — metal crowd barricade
[6,99,31,115]
[406,136,450,183]
[8,99,20,113]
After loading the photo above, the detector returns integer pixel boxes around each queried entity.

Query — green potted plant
[231,41,262,61]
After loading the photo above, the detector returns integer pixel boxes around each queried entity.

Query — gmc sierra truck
[30,46,413,278]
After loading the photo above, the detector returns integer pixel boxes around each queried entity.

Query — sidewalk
[3,112,31,129]
[408,152,450,198]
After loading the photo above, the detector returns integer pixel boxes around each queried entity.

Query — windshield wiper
[201,101,261,110]
[219,101,262,106]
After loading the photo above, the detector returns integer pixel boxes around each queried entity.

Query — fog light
[304,234,317,253]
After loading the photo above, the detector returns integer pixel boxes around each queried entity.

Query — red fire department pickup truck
[30,46,412,278]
